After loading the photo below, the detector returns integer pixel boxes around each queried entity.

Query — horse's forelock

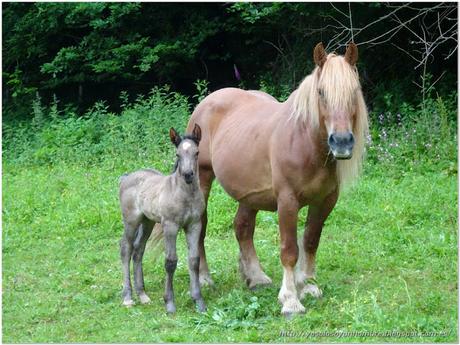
[182,135,200,146]
[291,53,369,190]
[318,55,360,113]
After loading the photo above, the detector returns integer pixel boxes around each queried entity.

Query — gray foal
[119,124,206,313]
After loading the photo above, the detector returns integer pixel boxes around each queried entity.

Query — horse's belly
[214,165,277,211]
[238,191,278,211]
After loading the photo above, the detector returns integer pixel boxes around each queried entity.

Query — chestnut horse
[187,42,369,315]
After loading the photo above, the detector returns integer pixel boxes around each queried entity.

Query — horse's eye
[318,89,324,98]
[176,154,180,158]
[195,152,199,157]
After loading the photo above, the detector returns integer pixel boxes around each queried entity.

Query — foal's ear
[313,42,327,68]
[169,127,181,147]
[192,124,202,143]
[344,42,358,66]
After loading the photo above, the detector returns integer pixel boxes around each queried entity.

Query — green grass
[2,157,457,343]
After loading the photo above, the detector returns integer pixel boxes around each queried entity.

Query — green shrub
[3,87,457,180]
[367,91,457,176]
[4,87,191,167]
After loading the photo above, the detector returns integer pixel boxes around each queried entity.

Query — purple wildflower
[233,64,241,81]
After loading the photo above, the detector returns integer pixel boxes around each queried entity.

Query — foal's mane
[291,53,369,190]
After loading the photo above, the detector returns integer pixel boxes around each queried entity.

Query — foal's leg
[296,190,338,300]
[234,204,272,289]
[132,218,154,304]
[277,192,305,315]
[163,221,179,313]
[198,167,215,286]
[185,221,206,312]
[120,218,140,307]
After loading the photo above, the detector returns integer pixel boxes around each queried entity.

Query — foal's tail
[146,224,164,260]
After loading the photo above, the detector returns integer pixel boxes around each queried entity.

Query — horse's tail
[146,223,164,260]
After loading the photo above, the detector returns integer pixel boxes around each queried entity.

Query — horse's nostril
[328,134,336,146]
[347,133,355,145]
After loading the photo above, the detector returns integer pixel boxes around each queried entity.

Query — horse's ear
[192,124,202,143]
[169,127,181,147]
[344,42,358,66]
[313,42,327,68]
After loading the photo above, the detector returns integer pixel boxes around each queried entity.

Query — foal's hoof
[122,299,135,307]
[196,299,207,313]
[139,293,152,305]
[165,302,176,314]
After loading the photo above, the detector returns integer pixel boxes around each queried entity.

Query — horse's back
[119,169,164,202]
[247,90,279,102]
[187,88,284,208]
[120,168,162,188]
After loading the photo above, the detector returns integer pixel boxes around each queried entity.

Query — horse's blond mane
[291,53,369,190]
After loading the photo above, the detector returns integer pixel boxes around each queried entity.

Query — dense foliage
[3,2,457,119]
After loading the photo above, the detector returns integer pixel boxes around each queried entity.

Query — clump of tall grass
[3,87,191,167]
[3,86,457,177]
[367,91,457,176]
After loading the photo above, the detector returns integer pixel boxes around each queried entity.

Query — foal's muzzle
[184,171,194,184]
[328,132,354,160]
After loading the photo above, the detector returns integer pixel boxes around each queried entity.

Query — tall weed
[367,92,457,176]
[4,87,191,168]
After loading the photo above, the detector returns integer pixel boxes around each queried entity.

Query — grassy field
[2,156,458,343]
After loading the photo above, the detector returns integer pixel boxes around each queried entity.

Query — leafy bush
[367,91,457,176]
[3,85,457,181]
[3,87,191,167]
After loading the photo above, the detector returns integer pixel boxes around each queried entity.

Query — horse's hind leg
[163,221,179,313]
[186,221,206,312]
[120,219,140,307]
[198,167,215,286]
[234,204,272,289]
[296,190,338,300]
[132,218,154,304]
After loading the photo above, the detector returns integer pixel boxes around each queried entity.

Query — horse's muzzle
[184,172,194,184]
[328,132,354,160]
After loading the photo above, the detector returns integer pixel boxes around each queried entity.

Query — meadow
[2,89,458,343]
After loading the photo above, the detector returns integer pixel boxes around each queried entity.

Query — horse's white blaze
[182,142,192,150]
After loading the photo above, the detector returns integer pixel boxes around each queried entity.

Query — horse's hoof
[281,298,306,316]
[196,300,207,313]
[299,284,323,299]
[248,274,273,290]
[139,293,152,304]
[122,299,135,307]
[165,303,176,314]
[199,274,215,287]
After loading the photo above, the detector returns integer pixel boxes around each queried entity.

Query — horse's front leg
[163,221,179,313]
[296,189,338,300]
[185,221,206,312]
[277,192,305,315]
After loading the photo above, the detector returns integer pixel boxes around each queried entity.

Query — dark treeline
[2,2,458,119]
